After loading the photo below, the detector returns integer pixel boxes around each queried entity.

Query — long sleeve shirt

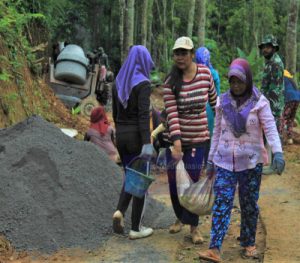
[85,126,118,161]
[112,81,151,144]
[208,95,282,172]
[163,64,217,148]
[261,53,284,118]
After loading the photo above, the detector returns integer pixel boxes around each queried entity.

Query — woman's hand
[206,161,215,179]
[171,140,183,162]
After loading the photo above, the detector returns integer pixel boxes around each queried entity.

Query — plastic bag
[176,160,215,216]
[156,148,167,167]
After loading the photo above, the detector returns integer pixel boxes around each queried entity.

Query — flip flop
[199,250,221,263]
[241,247,259,259]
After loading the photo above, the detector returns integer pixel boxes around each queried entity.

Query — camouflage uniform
[260,35,284,133]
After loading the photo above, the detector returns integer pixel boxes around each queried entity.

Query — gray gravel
[0,115,168,252]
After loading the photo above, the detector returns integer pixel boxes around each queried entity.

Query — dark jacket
[112,81,151,144]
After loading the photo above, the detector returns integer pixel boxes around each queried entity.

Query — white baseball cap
[173,36,194,50]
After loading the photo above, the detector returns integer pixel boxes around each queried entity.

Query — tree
[285,0,299,75]
[187,0,195,37]
[139,0,148,46]
[121,0,135,62]
[146,0,154,50]
[196,0,206,46]
[119,0,125,62]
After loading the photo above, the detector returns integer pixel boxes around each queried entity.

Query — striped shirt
[163,64,217,148]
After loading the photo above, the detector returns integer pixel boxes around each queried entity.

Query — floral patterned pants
[283,101,299,139]
[209,164,262,250]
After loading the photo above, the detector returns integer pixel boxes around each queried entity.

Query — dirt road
[259,143,300,263]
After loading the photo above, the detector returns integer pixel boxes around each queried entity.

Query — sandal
[199,249,221,263]
[191,228,204,244]
[241,246,259,259]
[169,219,183,234]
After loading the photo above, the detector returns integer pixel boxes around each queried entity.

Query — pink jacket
[209,95,282,172]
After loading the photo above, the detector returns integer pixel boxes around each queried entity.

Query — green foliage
[0,69,11,82]
[0,0,297,86]
[72,106,81,115]
[0,0,46,78]
[200,38,231,93]
[4,92,19,101]
[237,47,264,85]
[0,1,44,37]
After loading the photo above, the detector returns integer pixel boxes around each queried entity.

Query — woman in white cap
[163,36,218,244]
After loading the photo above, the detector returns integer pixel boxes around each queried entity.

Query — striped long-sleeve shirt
[163,64,217,148]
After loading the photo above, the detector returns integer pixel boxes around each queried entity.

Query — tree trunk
[252,0,259,56]
[169,0,175,39]
[217,0,222,42]
[146,0,154,50]
[89,0,101,49]
[196,0,206,46]
[125,0,135,54]
[123,0,135,61]
[140,0,148,46]
[285,0,299,76]
[162,0,168,68]
[119,0,125,63]
[187,0,196,38]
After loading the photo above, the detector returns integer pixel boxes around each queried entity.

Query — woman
[195,47,221,169]
[112,45,156,240]
[84,106,118,162]
[163,36,217,244]
[199,58,285,262]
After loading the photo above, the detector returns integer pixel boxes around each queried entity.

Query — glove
[271,152,285,175]
[140,144,156,160]
[206,161,215,179]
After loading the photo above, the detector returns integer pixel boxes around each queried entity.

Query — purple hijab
[221,58,261,138]
[116,45,154,108]
[195,47,212,69]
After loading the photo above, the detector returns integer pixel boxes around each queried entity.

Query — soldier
[259,34,284,132]
[258,34,284,175]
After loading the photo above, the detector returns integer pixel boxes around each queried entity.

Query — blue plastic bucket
[124,161,154,198]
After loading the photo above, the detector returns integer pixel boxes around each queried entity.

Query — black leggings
[116,131,146,231]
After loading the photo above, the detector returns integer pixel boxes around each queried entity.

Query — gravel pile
[0,116,169,252]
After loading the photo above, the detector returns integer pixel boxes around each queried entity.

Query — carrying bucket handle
[126,156,150,177]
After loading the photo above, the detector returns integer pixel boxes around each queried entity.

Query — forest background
[0,0,299,123]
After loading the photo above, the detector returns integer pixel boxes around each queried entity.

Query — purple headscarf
[116,45,154,108]
[195,47,212,69]
[221,58,261,138]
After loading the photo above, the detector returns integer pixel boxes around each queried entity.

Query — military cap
[258,34,279,51]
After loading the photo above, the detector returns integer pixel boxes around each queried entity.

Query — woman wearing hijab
[112,45,156,239]
[195,47,221,96]
[195,47,221,170]
[84,106,118,162]
[198,58,285,262]
[163,37,218,244]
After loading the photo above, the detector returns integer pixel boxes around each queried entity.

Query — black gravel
[0,116,169,252]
